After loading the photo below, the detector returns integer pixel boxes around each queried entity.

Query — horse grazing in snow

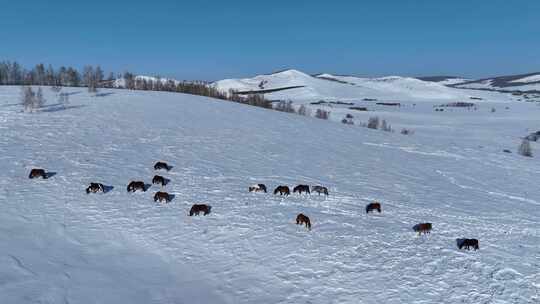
[154,191,171,203]
[273,186,290,196]
[311,186,328,196]
[154,161,170,171]
[189,204,211,216]
[413,223,432,235]
[86,182,105,194]
[456,238,479,250]
[249,184,267,193]
[296,213,311,230]
[29,168,47,179]
[152,175,167,186]
[293,185,310,194]
[127,181,146,192]
[366,202,381,213]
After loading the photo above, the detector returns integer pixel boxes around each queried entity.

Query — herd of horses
[248,182,478,250]
[28,164,480,251]
[29,162,210,217]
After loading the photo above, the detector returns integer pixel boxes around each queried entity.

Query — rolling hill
[212,69,521,103]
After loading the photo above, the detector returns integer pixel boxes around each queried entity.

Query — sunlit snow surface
[1,86,539,303]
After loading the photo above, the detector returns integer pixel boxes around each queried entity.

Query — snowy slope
[454,72,540,92]
[213,70,518,103]
[1,86,539,303]
[416,76,471,86]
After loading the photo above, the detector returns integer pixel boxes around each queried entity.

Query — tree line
[0,60,272,109]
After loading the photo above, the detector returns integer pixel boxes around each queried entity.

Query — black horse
[457,238,479,250]
[189,204,211,216]
[127,181,146,192]
[152,175,167,186]
[154,161,170,171]
[366,202,381,213]
[29,168,47,179]
[293,185,310,194]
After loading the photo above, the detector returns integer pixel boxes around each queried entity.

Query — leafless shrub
[297,104,310,116]
[380,119,392,132]
[58,92,70,107]
[35,88,45,108]
[341,114,354,125]
[401,128,414,135]
[518,139,533,157]
[21,86,35,112]
[367,116,379,129]
[20,86,45,112]
[275,100,295,113]
[315,109,330,120]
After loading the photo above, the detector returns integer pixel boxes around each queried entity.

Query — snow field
[0,86,539,303]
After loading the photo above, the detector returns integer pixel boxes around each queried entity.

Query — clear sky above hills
[1,0,538,80]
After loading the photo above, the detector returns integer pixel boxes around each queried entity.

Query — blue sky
[0,0,538,80]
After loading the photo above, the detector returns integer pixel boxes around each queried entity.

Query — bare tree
[83,66,97,93]
[20,86,45,112]
[275,100,295,113]
[518,139,533,157]
[341,114,354,125]
[367,116,379,129]
[380,119,392,132]
[35,87,46,108]
[21,86,35,112]
[297,104,310,116]
[401,128,414,135]
[315,109,330,120]
[58,92,70,108]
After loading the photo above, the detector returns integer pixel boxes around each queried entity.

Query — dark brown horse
[273,186,290,196]
[457,238,479,250]
[127,181,146,192]
[296,213,311,230]
[154,161,170,171]
[152,175,167,186]
[86,182,105,194]
[154,191,171,203]
[366,202,381,213]
[413,223,432,235]
[189,204,211,216]
[29,168,47,179]
[293,185,310,194]
[311,186,328,196]
[249,184,267,193]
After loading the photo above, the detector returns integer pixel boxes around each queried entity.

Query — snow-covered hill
[416,76,471,86]
[213,69,519,103]
[453,72,540,92]
[1,86,539,303]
